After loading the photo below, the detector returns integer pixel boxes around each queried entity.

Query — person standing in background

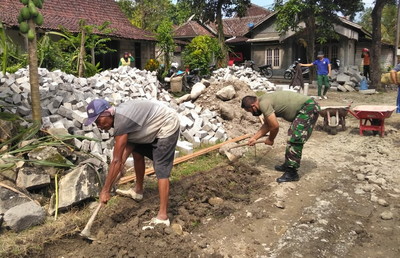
[390,61,400,113]
[301,51,331,100]
[119,52,135,67]
[361,48,370,81]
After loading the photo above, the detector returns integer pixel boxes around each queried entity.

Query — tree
[274,0,363,80]
[371,0,393,91]
[178,0,251,65]
[358,3,397,45]
[37,21,114,77]
[17,0,45,123]
[117,0,174,32]
[155,19,175,74]
[167,1,193,25]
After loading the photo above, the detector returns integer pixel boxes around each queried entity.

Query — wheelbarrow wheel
[329,126,338,135]
[329,116,338,135]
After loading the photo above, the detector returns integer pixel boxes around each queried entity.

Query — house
[173,4,394,75]
[247,12,394,75]
[0,0,156,69]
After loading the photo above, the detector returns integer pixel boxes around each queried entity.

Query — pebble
[380,211,393,220]
[377,199,389,207]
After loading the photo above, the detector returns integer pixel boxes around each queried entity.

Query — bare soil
[2,85,400,258]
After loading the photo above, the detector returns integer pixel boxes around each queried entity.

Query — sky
[251,0,375,10]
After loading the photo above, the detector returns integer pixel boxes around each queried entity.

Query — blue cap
[84,99,111,126]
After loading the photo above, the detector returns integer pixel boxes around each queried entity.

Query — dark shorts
[132,128,179,179]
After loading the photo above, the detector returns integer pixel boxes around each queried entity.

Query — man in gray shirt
[84,98,180,228]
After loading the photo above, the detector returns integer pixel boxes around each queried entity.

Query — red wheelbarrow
[319,105,351,135]
[349,105,397,137]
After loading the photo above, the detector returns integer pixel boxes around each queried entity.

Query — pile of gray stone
[329,66,374,94]
[0,66,229,159]
[211,65,276,91]
[0,66,232,232]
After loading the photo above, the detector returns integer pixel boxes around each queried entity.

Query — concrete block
[359,89,376,94]
[196,130,208,139]
[81,139,91,152]
[17,106,31,116]
[182,130,194,143]
[215,128,225,139]
[101,132,110,140]
[192,137,201,148]
[183,101,195,109]
[201,135,213,145]
[57,105,73,120]
[71,110,87,124]
[202,123,213,132]
[336,74,350,83]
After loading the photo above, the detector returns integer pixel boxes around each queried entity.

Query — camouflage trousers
[285,99,320,169]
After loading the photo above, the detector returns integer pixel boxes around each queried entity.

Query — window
[265,47,280,68]
[331,45,338,59]
[322,46,329,59]
[266,48,272,65]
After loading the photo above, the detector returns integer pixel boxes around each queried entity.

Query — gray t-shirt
[113,99,180,144]
[259,91,310,122]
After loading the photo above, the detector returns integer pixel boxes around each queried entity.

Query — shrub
[144,58,160,72]
[182,35,221,76]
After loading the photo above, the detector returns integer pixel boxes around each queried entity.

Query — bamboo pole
[118,134,251,185]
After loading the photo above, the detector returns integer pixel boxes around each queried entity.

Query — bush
[144,58,160,72]
[182,35,221,76]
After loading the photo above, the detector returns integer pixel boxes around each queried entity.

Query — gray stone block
[3,201,46,232]
[55,164,102,211]
[17,106,31,116]
[16,167,51,190]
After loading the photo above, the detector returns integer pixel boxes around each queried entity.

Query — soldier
[241,91,320,182]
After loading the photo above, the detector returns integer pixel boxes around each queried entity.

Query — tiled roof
[0,0,154,41]
[235,3,271,17]
[174,20,214,39]
[222,15,267,37]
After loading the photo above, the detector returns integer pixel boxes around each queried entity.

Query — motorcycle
[284,59,309,80]
[331,57,340,71]
[184,67,201,91]
[242,60,273,79]
[259,64,273,79]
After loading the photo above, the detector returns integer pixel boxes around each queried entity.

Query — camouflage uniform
[285,99,320,169]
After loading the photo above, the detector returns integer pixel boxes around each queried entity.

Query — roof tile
[0,0,154,41]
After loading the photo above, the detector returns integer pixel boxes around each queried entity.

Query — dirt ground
[2,84,400,258]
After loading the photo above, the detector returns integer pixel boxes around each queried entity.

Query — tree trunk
[371,0,390,91]
[91,47,95,66]
[78,29,86,77]
[28,19,41,123]
[216,0,227,66]
[305,15,316,82]
[0,23,8,74]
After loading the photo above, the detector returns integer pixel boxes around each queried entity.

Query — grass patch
[170,151,226,182]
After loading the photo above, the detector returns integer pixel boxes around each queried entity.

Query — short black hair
[241,96,257,109]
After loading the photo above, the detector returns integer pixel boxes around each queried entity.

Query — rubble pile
[211,65,276,91]
[330,66,374,93]
[0,66,229,159]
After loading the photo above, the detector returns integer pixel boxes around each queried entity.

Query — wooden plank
[118,134,251,185]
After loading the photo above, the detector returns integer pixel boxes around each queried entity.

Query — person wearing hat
[301,51,331,100]
[84,98,180,228]
[361,48,370,80]
[119,52,135,67]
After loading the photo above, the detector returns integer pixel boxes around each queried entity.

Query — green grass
[170,151,226,182]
